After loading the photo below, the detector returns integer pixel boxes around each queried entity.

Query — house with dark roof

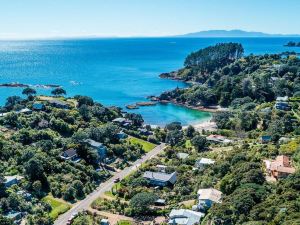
[143,171,177,187]
[60,149,79,161]
[275,96,291,111]
[49,100,69,109]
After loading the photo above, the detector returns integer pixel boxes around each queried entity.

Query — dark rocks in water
[0,83,61,89]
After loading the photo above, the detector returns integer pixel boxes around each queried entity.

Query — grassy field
[42,195,71,219]
[127,136,156,152]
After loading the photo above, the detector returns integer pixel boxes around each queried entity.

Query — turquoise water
[0,38,300,125]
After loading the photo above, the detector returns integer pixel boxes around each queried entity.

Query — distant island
[177,29,300,38]
[284,41,300,47]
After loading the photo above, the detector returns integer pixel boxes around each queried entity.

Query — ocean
[0,37,299,126]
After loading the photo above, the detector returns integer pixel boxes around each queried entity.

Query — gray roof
[85,139,104,148]
[112,117,126,123]
[169,209,204,225]
[143,171,177,184]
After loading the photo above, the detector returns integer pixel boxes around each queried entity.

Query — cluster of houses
[275,96,291,111]
[3,175,32,224]
[142,158,221,225]
[263,155,296,180]
[168,188,222,225]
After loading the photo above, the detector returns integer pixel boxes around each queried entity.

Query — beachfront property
[168,209,205,225]
[143,171,177,187]
[4,175,24,188]
[197,188,222,211]
[195,158,215,170]
[264,155,296,180]
[84,138,107,160]
[206,134,232,144]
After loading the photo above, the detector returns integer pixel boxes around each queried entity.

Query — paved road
[54,143,166,225]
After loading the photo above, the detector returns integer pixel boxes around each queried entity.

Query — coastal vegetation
[0,92,155,224]
[89,43,300,225]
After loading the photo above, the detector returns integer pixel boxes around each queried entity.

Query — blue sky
[1,0,300,39]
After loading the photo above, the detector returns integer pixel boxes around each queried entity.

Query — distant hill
[177,29,300,38]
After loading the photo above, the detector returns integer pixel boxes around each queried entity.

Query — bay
[0,37,299,125]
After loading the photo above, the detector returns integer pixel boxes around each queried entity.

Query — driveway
[54,143,166,225]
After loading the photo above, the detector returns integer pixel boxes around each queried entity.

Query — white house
[195,158,215,170]
[197,188,222,211]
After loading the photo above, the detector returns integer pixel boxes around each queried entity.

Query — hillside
[178,29,300,37]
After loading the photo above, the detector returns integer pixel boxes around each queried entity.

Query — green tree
[191,135,207,151]
[51,87,66,96]
[129,192,157,215]
[22,87,36,98]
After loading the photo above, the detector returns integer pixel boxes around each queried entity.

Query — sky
[1,0,300,39]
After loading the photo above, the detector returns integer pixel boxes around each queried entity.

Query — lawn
[42,195,71,219]
[117,220,132,225]
[127,137,156,152]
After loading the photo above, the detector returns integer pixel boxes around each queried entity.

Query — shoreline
[159,100,228,113]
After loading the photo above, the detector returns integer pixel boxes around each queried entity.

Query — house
[116,131,127,139]
[49,99,69,109]
[84,139,107,160]
[264,155,296,180]
[168,209,204,225]
[156,165,168,173]
[177,152,189,160]
[112,117,126,124]
[276,96,289,102]
[60,149,79,161]
[100,219,110,225]
[4,175,24,188]
[197,188,222,210]
[143,171,177,187]
[32,103,45,111]
[4,211,23,223]
[138,128,153,136]
[260,135,272,144]
[195,158,215,170]
[275,102,291,111]
[17,108,32,114]
[155,198,166,206]
[206,135,232,144]
[17,190,32,200]
[275,96,291,111]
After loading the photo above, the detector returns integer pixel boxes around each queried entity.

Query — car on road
[114,178,120,183]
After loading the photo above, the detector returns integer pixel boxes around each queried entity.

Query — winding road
[54,143,166,225]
